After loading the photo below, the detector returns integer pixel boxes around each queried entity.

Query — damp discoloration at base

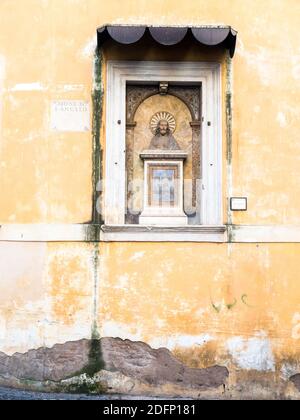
[0,337,300,399]
[0,338,228,392]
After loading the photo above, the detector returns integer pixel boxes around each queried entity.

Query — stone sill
[100,224,227,242]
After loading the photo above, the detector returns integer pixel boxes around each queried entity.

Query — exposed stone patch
[0,338,228,392]
[0,340,90,382]
[290,374,300,392]
[101,338,228,389]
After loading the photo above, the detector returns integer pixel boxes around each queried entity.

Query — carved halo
[150,111,176,134]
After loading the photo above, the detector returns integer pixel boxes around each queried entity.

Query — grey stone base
[0,338,228,397]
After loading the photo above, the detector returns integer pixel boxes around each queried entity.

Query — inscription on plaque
[50,100,90,132]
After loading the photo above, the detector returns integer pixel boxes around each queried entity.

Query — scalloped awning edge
[97,25,237,57]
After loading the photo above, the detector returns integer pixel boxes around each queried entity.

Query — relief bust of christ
[148,112,180,150]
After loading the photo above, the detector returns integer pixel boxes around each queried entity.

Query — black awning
[97,25,237,57]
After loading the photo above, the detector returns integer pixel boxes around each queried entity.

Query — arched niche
[126,85,202,224]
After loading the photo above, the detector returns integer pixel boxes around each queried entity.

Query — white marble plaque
[50,100,90,132]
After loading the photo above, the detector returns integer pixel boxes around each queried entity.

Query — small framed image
[139,150,188,225]
[230,197,247,211]
[148,164,179,208]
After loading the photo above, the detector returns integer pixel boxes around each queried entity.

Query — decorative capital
[159,82,169,95]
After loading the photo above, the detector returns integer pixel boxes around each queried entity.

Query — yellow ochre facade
[0,0,300,398]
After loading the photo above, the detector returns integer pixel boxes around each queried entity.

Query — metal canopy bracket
[97,25,237,57]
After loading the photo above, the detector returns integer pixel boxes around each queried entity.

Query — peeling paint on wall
[226,334,275,372]
[0,242,46,302]
[11,82,46,92]
[80,35,97,59]
[277,112,287,128]
[292,313,300,340]
[0,316,6,340]
[150,334,214,350]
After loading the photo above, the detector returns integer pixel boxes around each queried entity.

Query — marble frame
[125,85,201,224]
[140,159,187,226]
[104,61,224,241]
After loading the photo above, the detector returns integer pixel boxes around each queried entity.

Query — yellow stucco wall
[0,242,94,354]
[0,0,299,224]
[0,0,300,397]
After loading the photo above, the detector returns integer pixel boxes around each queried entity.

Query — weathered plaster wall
[0,0,300,398]
[0,0,299,224]
[0,242,94,354]
[98,243,300,379]
[99,242,300,347]
[0,241,300,397]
